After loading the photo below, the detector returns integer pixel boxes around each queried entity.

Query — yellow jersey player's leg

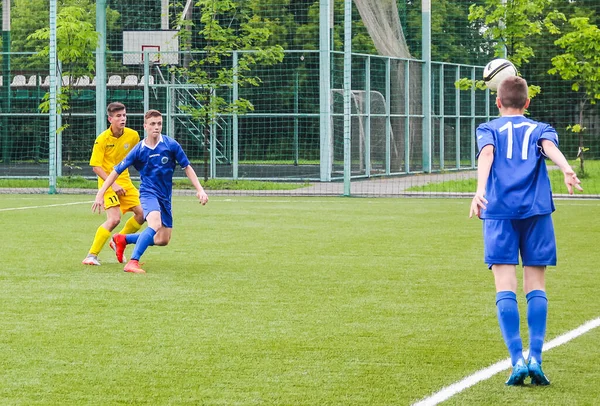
[108,183,144,263]
[83,189,122,265]
[83,102,143,266]
[116,184,143,235]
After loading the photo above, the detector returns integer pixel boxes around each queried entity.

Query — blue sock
[125,234,140,244]
[131,227,156,261]
[526,290,548,363]
[496,291,523,365]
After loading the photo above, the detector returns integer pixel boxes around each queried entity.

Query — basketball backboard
[122,30,180,66]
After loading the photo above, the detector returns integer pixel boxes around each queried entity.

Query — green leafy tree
[549,17,600,175]
[5,0,51,70]
[7,0,118,69]
[403,0,491,64]
[455,0,563,96]
[173,0,285,181]
[468,0,556,67]
[27,4,99,163]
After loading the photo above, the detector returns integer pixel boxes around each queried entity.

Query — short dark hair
[497,76,528,109]
[107,102,126,116]
[144,109,162,122]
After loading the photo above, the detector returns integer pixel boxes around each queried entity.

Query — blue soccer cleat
[528,358,550,386]
[505,358,528,386]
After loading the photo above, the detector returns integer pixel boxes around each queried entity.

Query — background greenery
[2,0,600,162]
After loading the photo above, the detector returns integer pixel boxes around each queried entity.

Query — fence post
[343,0,352,196]
[48,0,57,194]
[95,0,107,136]
[319,0,332,182]
[422,0,432,173]
[1,0,11,165]
[232,51,239,179]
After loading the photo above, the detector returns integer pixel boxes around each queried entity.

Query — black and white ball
[483,59,518,91]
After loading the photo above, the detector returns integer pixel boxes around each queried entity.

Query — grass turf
[0,195,598,404]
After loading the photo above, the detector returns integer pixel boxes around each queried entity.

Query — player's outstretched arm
[470,145,493,218]
[92,169,120,213]
[184,165,209,205]
[541,140,583,195]
[93,166,125,196]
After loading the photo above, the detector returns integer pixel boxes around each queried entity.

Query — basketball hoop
[122,30,180,66]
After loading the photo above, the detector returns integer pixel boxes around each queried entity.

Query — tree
[27,4,99,164]
[172,0,285,181]
[468,0,567,66]
[403,0,492,64]
[549,17,600,175]
[455,0,563,96]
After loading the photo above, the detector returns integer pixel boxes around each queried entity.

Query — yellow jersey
[89,127,140,188]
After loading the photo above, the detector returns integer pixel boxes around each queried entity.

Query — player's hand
[563,168,583,195]
[112,183,126,196]
[469,192,487,219]
[197,190,209,206]
[92,194,105,214]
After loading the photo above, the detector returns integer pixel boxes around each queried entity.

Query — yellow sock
[89,226,112,256]
[119,216,143,235]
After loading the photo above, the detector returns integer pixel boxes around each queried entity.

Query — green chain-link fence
[1,0,598,197]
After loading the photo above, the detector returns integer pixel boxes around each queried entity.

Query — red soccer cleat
[110,234,127,263]
[124,259,146,274]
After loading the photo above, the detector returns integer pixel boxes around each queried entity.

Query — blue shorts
[140,193,173,228]
[483,214,556,268]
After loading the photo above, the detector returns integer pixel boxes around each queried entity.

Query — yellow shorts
[103,182,141,214]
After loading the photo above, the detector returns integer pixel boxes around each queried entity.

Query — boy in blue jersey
[92,109,209,274]
[469,76,582,386]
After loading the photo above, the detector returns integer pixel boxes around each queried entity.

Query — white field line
[0,201,92,212]
[413,317,600,406]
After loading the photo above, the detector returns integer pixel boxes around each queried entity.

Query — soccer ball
[483,59,518,91]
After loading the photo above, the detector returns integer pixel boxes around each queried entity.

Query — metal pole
[56,61,62,177]
[364,57,371,177]
[470,67,476,168]
[2,0,11,165]
[143,52,150,113]
[233,51,239,179]
[319,0,332,181]
[161,0,169,29]
[501,0,508,58]
[422,0,432,173]
[439,65,444,170]
[48,0,57,194]
[95,0,107,135]
[293,68,299,166]
[343,0,351,196]
[404,61,410,173]
[385,58,391,175]
[455,66,461,169]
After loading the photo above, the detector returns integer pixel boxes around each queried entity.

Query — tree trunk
[203,124,209,182]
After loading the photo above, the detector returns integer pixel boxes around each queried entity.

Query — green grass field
[0,177,309,191]
[409,160,600,195]
[1,195,599,405]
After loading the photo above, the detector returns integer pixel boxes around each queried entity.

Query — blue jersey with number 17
[476,115,558,220]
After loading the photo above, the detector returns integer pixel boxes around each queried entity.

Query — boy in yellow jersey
[82,102,145,265]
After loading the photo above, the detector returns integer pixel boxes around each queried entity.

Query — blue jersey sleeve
[114,143,140,174]
[475,123,495,158]
[538,124,559,146]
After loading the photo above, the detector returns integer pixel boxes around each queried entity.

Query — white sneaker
[82,254,101,266]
